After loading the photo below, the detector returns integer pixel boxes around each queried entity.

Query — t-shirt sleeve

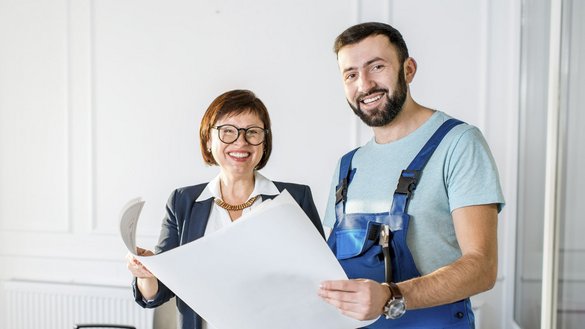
[446,127,505,213]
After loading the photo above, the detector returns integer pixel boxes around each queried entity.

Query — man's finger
[320,279,361,292]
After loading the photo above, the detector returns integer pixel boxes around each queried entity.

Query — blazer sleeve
[132,189,181,308]
[299,185,325,239]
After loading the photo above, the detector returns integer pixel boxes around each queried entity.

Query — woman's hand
[126,247,155,278]
[126,247,159,300]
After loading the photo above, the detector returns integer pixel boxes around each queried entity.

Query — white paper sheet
[120,191,376,329]
[119,197,144,254]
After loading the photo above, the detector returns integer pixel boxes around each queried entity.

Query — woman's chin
[222,165,256,177]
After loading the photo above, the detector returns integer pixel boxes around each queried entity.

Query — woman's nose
[233,130,249,145]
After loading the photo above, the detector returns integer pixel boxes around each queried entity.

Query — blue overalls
[327,119,475,329]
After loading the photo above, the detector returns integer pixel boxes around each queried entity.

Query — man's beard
[347,67,407,127]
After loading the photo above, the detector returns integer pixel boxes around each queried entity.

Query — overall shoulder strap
[335,147,359,205]
[407,118,464,172]
[329,148,359,230]
[391,119,464,214]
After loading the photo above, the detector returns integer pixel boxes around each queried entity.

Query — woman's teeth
[229,152,250,158]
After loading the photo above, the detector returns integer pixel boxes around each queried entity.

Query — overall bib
[327,119,475,329]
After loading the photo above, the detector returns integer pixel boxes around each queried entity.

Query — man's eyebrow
[341,57,386,74]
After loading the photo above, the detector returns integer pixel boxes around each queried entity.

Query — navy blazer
[132,181,324,329]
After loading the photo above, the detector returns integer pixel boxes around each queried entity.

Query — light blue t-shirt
[323,111,505,275]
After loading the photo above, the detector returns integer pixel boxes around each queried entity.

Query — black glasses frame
[212,124,269,146]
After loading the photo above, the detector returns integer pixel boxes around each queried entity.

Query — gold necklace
[214,195,259,211]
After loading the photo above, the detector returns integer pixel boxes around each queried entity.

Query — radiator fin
[1,280,154,329]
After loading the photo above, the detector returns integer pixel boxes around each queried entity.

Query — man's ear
[404,57,417,83]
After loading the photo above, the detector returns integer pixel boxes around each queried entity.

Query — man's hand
[318,279,390,321]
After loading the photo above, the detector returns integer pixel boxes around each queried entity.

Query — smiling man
[318,22,505,328]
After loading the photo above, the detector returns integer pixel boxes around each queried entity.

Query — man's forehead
[339,34,392,52]
[337,36,396,68]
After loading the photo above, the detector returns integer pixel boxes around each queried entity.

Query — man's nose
[357,72,375,93]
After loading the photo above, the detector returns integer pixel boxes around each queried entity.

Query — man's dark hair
[333,22,409,63]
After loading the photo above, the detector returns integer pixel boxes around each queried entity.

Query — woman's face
[208,111,265,178]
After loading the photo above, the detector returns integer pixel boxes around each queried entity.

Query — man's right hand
[318,278,390,321]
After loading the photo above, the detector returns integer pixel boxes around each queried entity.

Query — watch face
[388,300,406,319]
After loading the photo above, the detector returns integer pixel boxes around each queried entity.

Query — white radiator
[1,280,154,329]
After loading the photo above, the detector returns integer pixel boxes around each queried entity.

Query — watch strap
[381,282,403,299]
[381,282,406,320]
[387,282,402,299]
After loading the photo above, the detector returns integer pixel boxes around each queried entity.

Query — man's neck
[372,100,434,144]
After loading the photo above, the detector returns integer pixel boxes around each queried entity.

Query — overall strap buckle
[395,170,421,197]
[335,177,348,204]
[335,148,359,205]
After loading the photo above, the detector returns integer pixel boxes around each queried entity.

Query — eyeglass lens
[216,125,266,145]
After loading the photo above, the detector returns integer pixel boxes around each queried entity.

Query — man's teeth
[362,95,382,104]
[229,152,250,158]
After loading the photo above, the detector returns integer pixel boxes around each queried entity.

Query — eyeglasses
[212,124,268,146]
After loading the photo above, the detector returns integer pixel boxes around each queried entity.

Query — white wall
[514,0,585,327]
[0,0,520,328]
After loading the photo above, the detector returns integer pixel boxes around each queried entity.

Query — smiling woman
[125,89,325,329]
[206,112,267,181]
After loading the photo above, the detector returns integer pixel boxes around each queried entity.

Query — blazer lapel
[182,197,214,244]
[259,194,279,202]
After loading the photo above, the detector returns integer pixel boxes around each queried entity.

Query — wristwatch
[381,282,406,319]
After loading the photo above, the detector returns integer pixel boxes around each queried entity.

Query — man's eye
[345,73,356,81]
[372,65,384,71]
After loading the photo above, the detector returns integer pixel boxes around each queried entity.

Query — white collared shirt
[197,171,280,236]
[198,172,279,329]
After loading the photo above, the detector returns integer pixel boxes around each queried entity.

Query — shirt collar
[195,171,280,202]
